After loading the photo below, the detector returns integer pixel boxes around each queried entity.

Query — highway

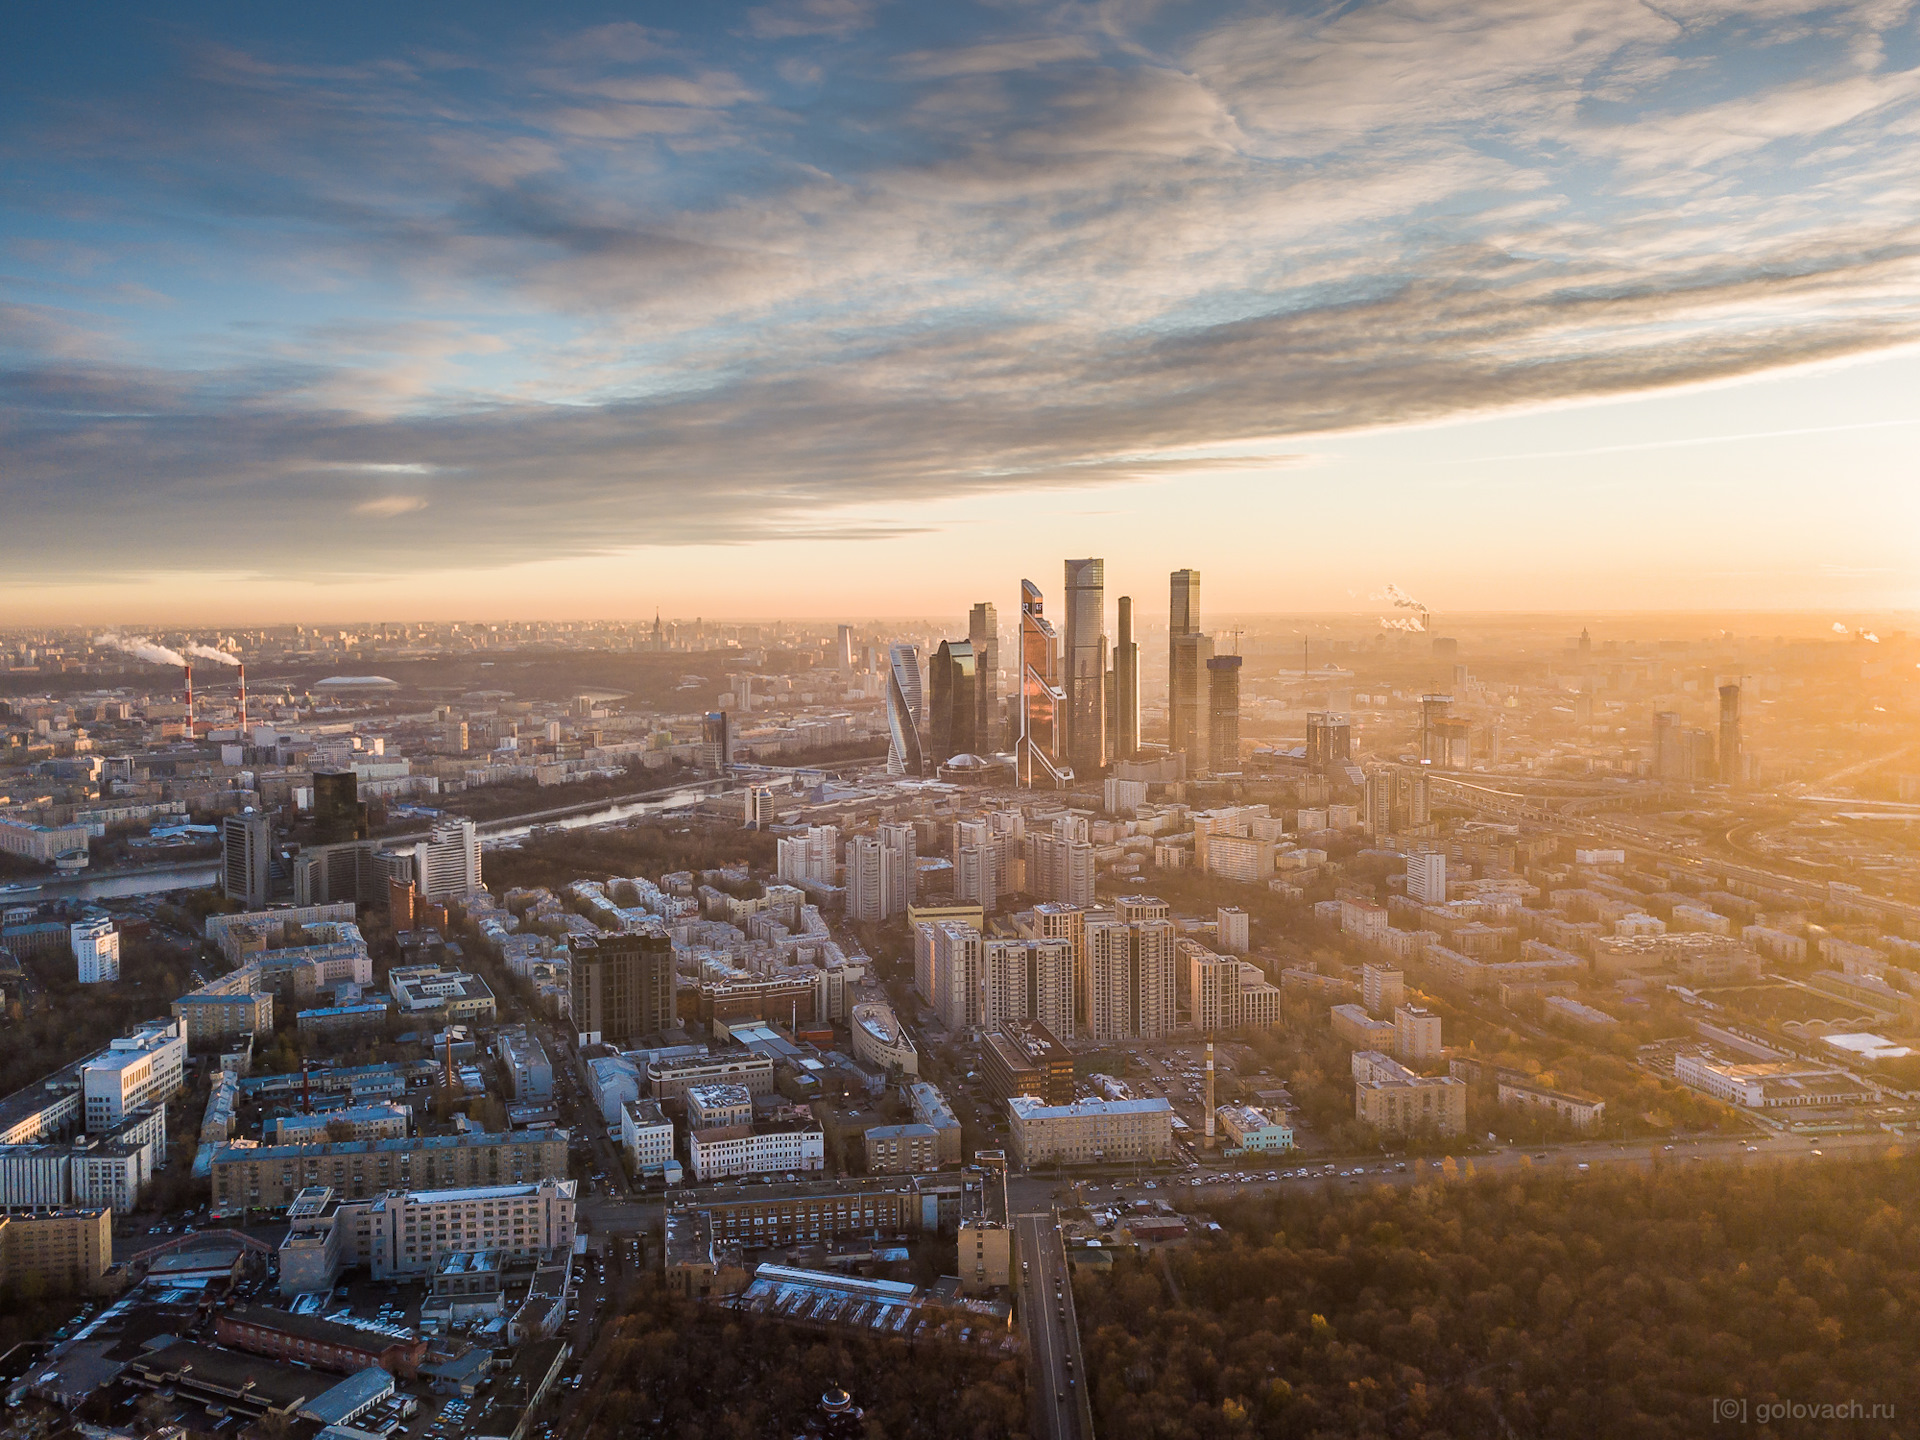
[1016,1212,1090,1440]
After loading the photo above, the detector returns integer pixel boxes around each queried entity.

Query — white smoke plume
[186,642,240,667]
[96,633,187,668]
[1833,622,1850,634]
[1378,617,1426,632]
[1863,631,1881,644]
[1373,582,1430,631]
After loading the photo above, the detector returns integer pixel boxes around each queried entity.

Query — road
[1016,1213,1090,1440]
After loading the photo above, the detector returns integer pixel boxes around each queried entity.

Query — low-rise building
[1216,1104,1294,1153]
[1330,1003,1395,1050]
[620,1099,679,1183]
[957,1218,1010,1293]
[272,1103,411,1145]
[496,1028,554,1102]
[1352,1051,1466,1135]
[215,1305,430,1379]
[1006,1096,1174,1169]
[685,1083,754,1131]
[1496,1079,1606,1130]
[980,1020,1075,1106]
[355,1177,577,1280]
[647,1051,776,1107]
[849,1001,919,1076]
[211,1128,568,1209]
[907,1081,963,1166]
[1393,1004,1443,1062]
[389,967,497,1025]
[688,1119,825,1182]
[1673,1054,1876,1109]
[0,1207,113,1292]
[862,1123,941,1174]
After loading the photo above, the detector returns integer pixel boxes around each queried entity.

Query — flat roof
[1008,1096,1173,1119]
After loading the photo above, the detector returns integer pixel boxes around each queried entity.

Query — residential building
[958,1218,1011,1294]
[272,1105,411,1145]
[0,1207,113,1293]
[496,1028,554,1102]
[1084,915,1177,1040]
[210,1129,569,1209]
[1362,963,1405,1017]
[1331,1003,1395,1050]
[413,819,481,901]
[980,1020,1075,1105]
[1496,1080,1606,1130]
[71,915,119,984]
[1216,907,1249,955]
[907,1080,963,1165]
[1393,1005,1443,1062]
[620,1099,678,1182]
[1007,1095,1174,1169]
[984,937,1075,1038]
[925,921,984,1033]
[863,1123,942,1174]
[570,929,675,1045]
[1406,851,1447,905]
[689,1119,825,1182]
[1352,1051,1466,1134]
[222,810,273,908]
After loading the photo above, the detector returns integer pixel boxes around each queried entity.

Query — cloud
[4,0,1920,582]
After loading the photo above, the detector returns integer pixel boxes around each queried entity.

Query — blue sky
[3,0,1918,621]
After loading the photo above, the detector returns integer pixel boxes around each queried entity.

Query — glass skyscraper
[885,643,926,777]
[1018,579,1072,789]
[929,638,977,763]
[1063,557,1107,778]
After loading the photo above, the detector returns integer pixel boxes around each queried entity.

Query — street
[1015,1212,1090,1440]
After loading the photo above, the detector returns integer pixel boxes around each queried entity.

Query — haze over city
[4,5,1920,1440]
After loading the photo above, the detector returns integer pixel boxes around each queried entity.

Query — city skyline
[4,2,1918,622]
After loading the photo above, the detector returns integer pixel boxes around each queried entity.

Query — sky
[2,0,1918,625]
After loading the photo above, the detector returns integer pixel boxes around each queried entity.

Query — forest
[1075,1154,1919,1438]
[577,1286,1029,1440]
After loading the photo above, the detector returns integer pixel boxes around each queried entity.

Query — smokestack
[301,1062,311,1115]
[444,1029,456,1092]
[184,662,194,737]
[1204,1035,1216,1148]
[239,662,248,733]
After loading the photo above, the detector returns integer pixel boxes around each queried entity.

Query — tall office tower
[968,602,1000,751]
[1419,695,1452,767]
[1719,683,1742,786]
[1305,712,1352,775]
[1652,710,1682,780]
[1026,833,1095,908]
[1112,595,1140,761]
[984,938,1076,1039]
[1062,558,1108,777]
[884,644,927,777]
[1364,768,1395,838]
[701,710,731,772]
[954,838,998,913]
[1170,634,1214,770]
[744,785,776,829]
[835,624,855,672]
[929,921,985,1032]
[222,809,272,908]
[571,928,676,1046]
[1207,654,1243,774]
[1168,568,1209,766]
[929,639,978,763]
[1406,850,1447,905]
[71,915,120,985]
[312,770,368,846]
[415,818,482,899]
[1084,915,1177,1040]
[1017,580,1072,788]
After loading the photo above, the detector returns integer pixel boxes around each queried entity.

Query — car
[1746,1145,1758,1152]
[1577,1163,1590,1172]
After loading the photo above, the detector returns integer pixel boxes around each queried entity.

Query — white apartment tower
[71,915,120,984]
[415,818,482,900]
[1406,851,1447,905]
[1085,916,1177,1041]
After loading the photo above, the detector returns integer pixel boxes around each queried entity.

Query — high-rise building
[1207,654,1242,774]
[571,929,676,1045]
[777,825,841,885]
[1216,906,1249,955]
[835,624,855,672]
[222,810,272,909]
[1406,851,1447,905]
[701,711,731,772]
[984,938,1076,1039]
[1362,963,1406,1017]
[884,644,926,777]
[1017,580,1072,788]
[1062,558,1108,778]
[968,602,1000,751]
[71,915,120,984]
[1364,769,1395,838]
[1394,1005,1443,1062]
[1419,695,1453,767]
[1085,915,1177,1041]
[926,921,985,1032]
[1031,902,1088,1022]
[879,822,916,915]
[1168,568,1207,765]
[744,786,776,829]
[929,639,977,764]
[415,818,481,900]
[312,770,368,846]
[1112,595,1140,761]
[1026,832,1094,908]
[1305,713,1351,775]
[846,827,915,922]
[953,838,998,914]
[1719,683,1742,787]
[1169,568,1199,639]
